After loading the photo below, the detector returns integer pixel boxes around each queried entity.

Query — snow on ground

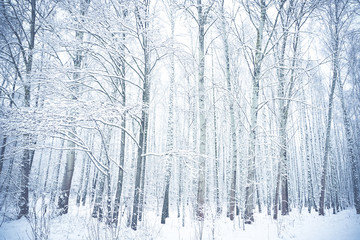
[156,208,360,240]
[1,207,359,240]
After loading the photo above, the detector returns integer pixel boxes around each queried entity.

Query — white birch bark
[220,0,237,220]
[161,1,175,224]
[337,73,360,214]
[244,0,266,224]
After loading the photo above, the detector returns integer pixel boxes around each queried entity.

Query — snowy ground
[1,207,359,240]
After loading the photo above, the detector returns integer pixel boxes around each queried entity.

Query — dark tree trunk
[319,3,339,215]
[0,136,7,175]
[131,3,151,230]
[17,0,36,219]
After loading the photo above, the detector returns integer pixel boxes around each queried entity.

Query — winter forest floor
[0,205,359,240]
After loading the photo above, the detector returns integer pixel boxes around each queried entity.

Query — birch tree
[273,0,316,219]
[161,0,176,225]
[219,0,237,221]
[0,0,37,218]
[131,0,153,230]
[243,0,268,224]
[111,1,129,227]
[319,0,350,216]
[57,0,91,215]
[346,32,360,214]
[195,0,214,224]
[337,39,360,215]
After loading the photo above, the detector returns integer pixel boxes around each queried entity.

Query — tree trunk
[319,2,340,216]
[18,0,36,219]
[244,0,266,224]
[50,139,65,205]
[76,153,87,206]
[278,30,289,217]
[161,4,175,225]
[112,9,128,226]
[220,0,237,221]
[131,2,151,230]
[196,0,206,223]
[57,0,90,215]
[337,71,360,214]
[138,153,147,222]
[92,171,105,220]
[81,150,91,206]
[58,130,76,215]
[319,50,337,216]
[113,113,127,225]
[0,136,7,175]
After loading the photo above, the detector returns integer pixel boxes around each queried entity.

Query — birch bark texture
[219,0,238,221]
[244,0,266,224]
[161,0,175,224]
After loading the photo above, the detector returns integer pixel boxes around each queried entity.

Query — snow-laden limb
[0,96,135,177]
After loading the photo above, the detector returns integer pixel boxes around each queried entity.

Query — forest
[0,0,360,239]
